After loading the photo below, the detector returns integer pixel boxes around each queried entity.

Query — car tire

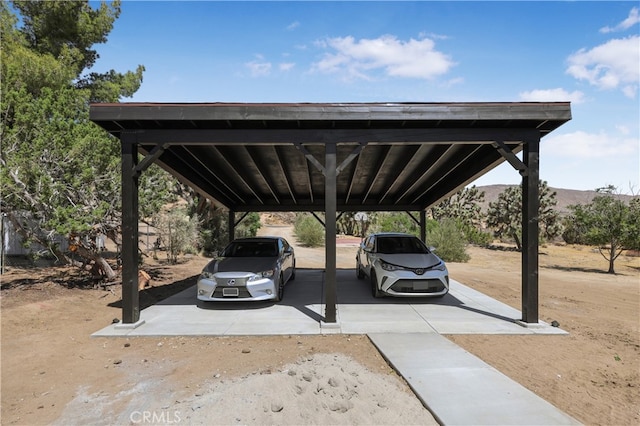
[274,275,284,302]
[356,261,365,279]
[370,271,382,298]
[290,261,296,281]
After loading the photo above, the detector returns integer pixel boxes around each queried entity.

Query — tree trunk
[51,245,83,268]
[72,244,118,280]
[607,245,616,274]
[512,230,522,251]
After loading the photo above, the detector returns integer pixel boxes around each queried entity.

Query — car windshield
[376,236,429,254]
[222,241,278,257]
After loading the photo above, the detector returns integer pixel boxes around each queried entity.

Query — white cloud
[311,35,455,80]
[245,58,271,77]
[286,21,300,31]
[544,130,639,159]
[566,35,639,98]
[519,88,585,104]
[279,62,295,72]
[600,7,639,33]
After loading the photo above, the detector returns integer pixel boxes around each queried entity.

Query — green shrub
[294,214,325,247]
[461,222,493,247]
[154,207,200,264]
[236,212,261,238]
[372,212,419,235]
[427,219,470,263]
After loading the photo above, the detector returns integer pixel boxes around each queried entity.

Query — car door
[280,238,294,281]
[362,236,376,276]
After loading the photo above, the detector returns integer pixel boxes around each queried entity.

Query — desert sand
[1,220,638,425]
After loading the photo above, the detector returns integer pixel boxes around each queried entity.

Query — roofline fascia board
[89,102,572,123]
[123,128,542,145]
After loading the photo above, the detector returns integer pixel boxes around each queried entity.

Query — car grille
[390,279,445,293]
[212,286,252,298]
[215,277,248,287]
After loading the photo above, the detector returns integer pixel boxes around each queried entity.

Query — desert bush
[427,219,470,263]
[154,207,200,263]
[371,212,419,235]
[294,213,325,247]
[235,212,262,239]
[196,209,261,256]
[462,223,493,247]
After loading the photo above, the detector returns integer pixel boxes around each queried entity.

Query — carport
[89,102,571,327]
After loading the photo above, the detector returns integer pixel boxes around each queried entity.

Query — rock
[270,402,284,412]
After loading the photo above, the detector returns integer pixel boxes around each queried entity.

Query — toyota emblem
[415,268,424,275]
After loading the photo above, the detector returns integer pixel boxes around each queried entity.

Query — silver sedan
[197,237,295,302]
[356,233,449,298]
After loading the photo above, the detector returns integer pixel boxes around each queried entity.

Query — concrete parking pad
[93,268,577,425]
[94,269,566,336]
[93,268,566,337]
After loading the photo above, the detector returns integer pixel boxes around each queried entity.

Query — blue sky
[93,1,639,193]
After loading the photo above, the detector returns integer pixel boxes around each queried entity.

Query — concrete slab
[92,268,577,425]
[369,333,581,425]
[93,269,566,337]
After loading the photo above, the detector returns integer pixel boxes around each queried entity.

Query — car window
[364,236,374,251]
[376,237,396,254]
[222,241,278,257]
[376,236,429,254]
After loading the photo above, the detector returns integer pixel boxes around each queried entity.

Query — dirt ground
[1,219,638,425]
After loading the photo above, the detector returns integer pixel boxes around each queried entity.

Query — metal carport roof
[90,102,571,327]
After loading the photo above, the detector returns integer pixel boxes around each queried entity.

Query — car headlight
[380,260,399,271]
[200,271,214,280]
[248,269,275,281]
[432,262,447,271]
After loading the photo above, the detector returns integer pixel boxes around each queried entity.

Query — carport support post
[420,210,426,242]
[521,138,540,324]
[121,133,140,324]
[324,143,337,323]
[228,210,235,243]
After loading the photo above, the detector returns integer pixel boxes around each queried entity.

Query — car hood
[378,253,443,269]
[204,257,277,274]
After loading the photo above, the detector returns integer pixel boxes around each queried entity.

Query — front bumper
[376,268,449,297]
[197,272,277,302]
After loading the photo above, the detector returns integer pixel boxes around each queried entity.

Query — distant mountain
[475,185,635,214]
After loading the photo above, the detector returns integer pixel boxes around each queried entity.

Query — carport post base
[515,320,545,329]
[114,319,146,330]
[320,321,342,334]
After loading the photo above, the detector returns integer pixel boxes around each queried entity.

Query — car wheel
[370,271,382,298]
[290,261,296,281]
[274,274,284,302]
[356,260,364,279]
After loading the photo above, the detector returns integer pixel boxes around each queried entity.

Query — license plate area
[222,287,239,297]
[413,281,432,291]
